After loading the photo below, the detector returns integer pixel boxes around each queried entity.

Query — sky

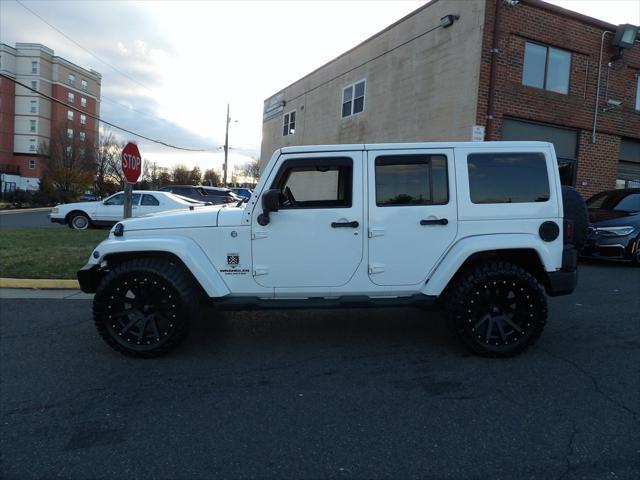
[1,0,639,174]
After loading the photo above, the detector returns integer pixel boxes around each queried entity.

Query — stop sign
[121,142,142,183]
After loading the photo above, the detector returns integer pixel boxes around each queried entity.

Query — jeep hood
[116,205,246,231]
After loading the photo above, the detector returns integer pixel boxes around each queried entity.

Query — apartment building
[261,0,640,197]
[0,43,101,191]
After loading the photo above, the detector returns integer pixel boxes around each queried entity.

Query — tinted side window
[132,193,141,205]
[273,158,352,208]
[142,194,160,206]
[614,193,640,212]
[468,153,550,204]
[104,193,124,205]
[375,155,448,206]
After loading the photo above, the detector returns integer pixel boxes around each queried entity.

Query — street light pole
[223,103,230,186]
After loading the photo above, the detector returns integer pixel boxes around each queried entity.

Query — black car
[159,185,241,205]
[583,188,640,266]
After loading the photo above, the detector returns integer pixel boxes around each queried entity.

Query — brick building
[260,0,640,197]
[0,43,101,191]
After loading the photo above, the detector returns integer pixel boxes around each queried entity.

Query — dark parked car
[159,185,241,204]
[583,188,640,266]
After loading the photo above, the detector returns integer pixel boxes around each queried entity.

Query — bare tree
[203,168,221,187]
[94,129,124,197]
[189,166,202,185]
[243,159,260,183]
[171,164,191,184]
[40,123,96,198]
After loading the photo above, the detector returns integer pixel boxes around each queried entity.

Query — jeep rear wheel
[446,262,547,357]
[93,258,199,357]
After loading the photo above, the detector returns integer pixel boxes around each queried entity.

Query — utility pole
[223,103,230,186]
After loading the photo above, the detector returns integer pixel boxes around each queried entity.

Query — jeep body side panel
[89,235,230,298]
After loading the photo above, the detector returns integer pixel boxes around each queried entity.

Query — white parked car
[49,191,204,229]
[79,142,586,358]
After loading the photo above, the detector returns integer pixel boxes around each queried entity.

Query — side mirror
[257,189,280,226]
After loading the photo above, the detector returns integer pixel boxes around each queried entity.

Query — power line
[1,73,212,151]
[15,0,156,96]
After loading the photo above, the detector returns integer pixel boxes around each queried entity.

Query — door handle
[331,221,359,228]
[420,218,448,226]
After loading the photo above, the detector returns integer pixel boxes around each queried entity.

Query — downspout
[485,0,503,140]
[591,30,613,143]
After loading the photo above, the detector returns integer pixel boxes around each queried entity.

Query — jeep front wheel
[446,262,547,357]
[93,258,199,357]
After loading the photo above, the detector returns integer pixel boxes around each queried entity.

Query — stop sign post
[121,143,142,219]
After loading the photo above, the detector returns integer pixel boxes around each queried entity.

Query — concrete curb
[0,207,52,215]
[0,278,80,289]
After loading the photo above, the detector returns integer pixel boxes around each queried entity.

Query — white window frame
[29,159,36,169]
[80,114,87,125]
[67,110,74,121]
[79,131,86,142]
[68,73,75,85]
[30,80,37,90]
[29,139,36,152]
[68,92,75,103]
[29,120,36,133]
[81,79,87,90]
[67,128,73,139]
[282,110,296,136]
[341,79,366,118]
[30,100,37,113]
[80,97,87,107]
[31,61,38,74]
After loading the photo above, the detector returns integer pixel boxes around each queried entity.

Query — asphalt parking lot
[0,209,60,228]
[1,262,639,479]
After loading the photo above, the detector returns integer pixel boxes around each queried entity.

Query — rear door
[367,149,457,286]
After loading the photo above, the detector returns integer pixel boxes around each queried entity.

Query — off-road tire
[561,186,588,251]
[68,211,91,230]
[446,262,547,357]
[93,258,199,357]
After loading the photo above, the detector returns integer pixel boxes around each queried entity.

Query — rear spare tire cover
[561,186,588,251]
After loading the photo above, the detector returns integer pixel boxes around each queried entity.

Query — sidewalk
[0,288,92,300]
[0,207,52,215]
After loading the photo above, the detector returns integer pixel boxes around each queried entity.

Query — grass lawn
[0,228,108,279]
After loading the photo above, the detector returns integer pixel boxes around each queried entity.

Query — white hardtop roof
[279,141,553,154]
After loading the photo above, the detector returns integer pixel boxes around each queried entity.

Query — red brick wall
[476,0,640,197]
[0,75,15,166]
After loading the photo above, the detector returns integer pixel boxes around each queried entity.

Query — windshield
[165,193,208,205]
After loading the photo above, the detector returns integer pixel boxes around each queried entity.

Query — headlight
[593,226,636,236]
[51,207,59,214]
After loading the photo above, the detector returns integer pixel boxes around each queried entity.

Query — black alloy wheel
[447,262,547,357]
[93,258,198,357]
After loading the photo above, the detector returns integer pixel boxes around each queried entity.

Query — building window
[31,61,38,74]
[79,131,86,142]
[66,146,72,157]
[30,100,37,113]
[342,80,366,118]
[81,79,87,90]
[282,110,296,136]
[68,92,75,103]
[636,75,640,111]
[80,114,86,125]
[67,110,74,121]
[80,97,87,107]
[67,128,73,139]
[522,42,571,94]
[68,73,75,85]
[29,139,36,152]
[29,159,36,170]
[31,80,37,90]
[30,120,36,132]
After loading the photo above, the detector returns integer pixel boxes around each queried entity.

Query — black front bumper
[77,263,101,293]
[49,215,65,225]
[545,245,578,297]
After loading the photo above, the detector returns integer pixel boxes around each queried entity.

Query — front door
[367,149,458,286]
[251,152,364,289]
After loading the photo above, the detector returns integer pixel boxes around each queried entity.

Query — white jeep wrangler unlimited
[78,142,586,358]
